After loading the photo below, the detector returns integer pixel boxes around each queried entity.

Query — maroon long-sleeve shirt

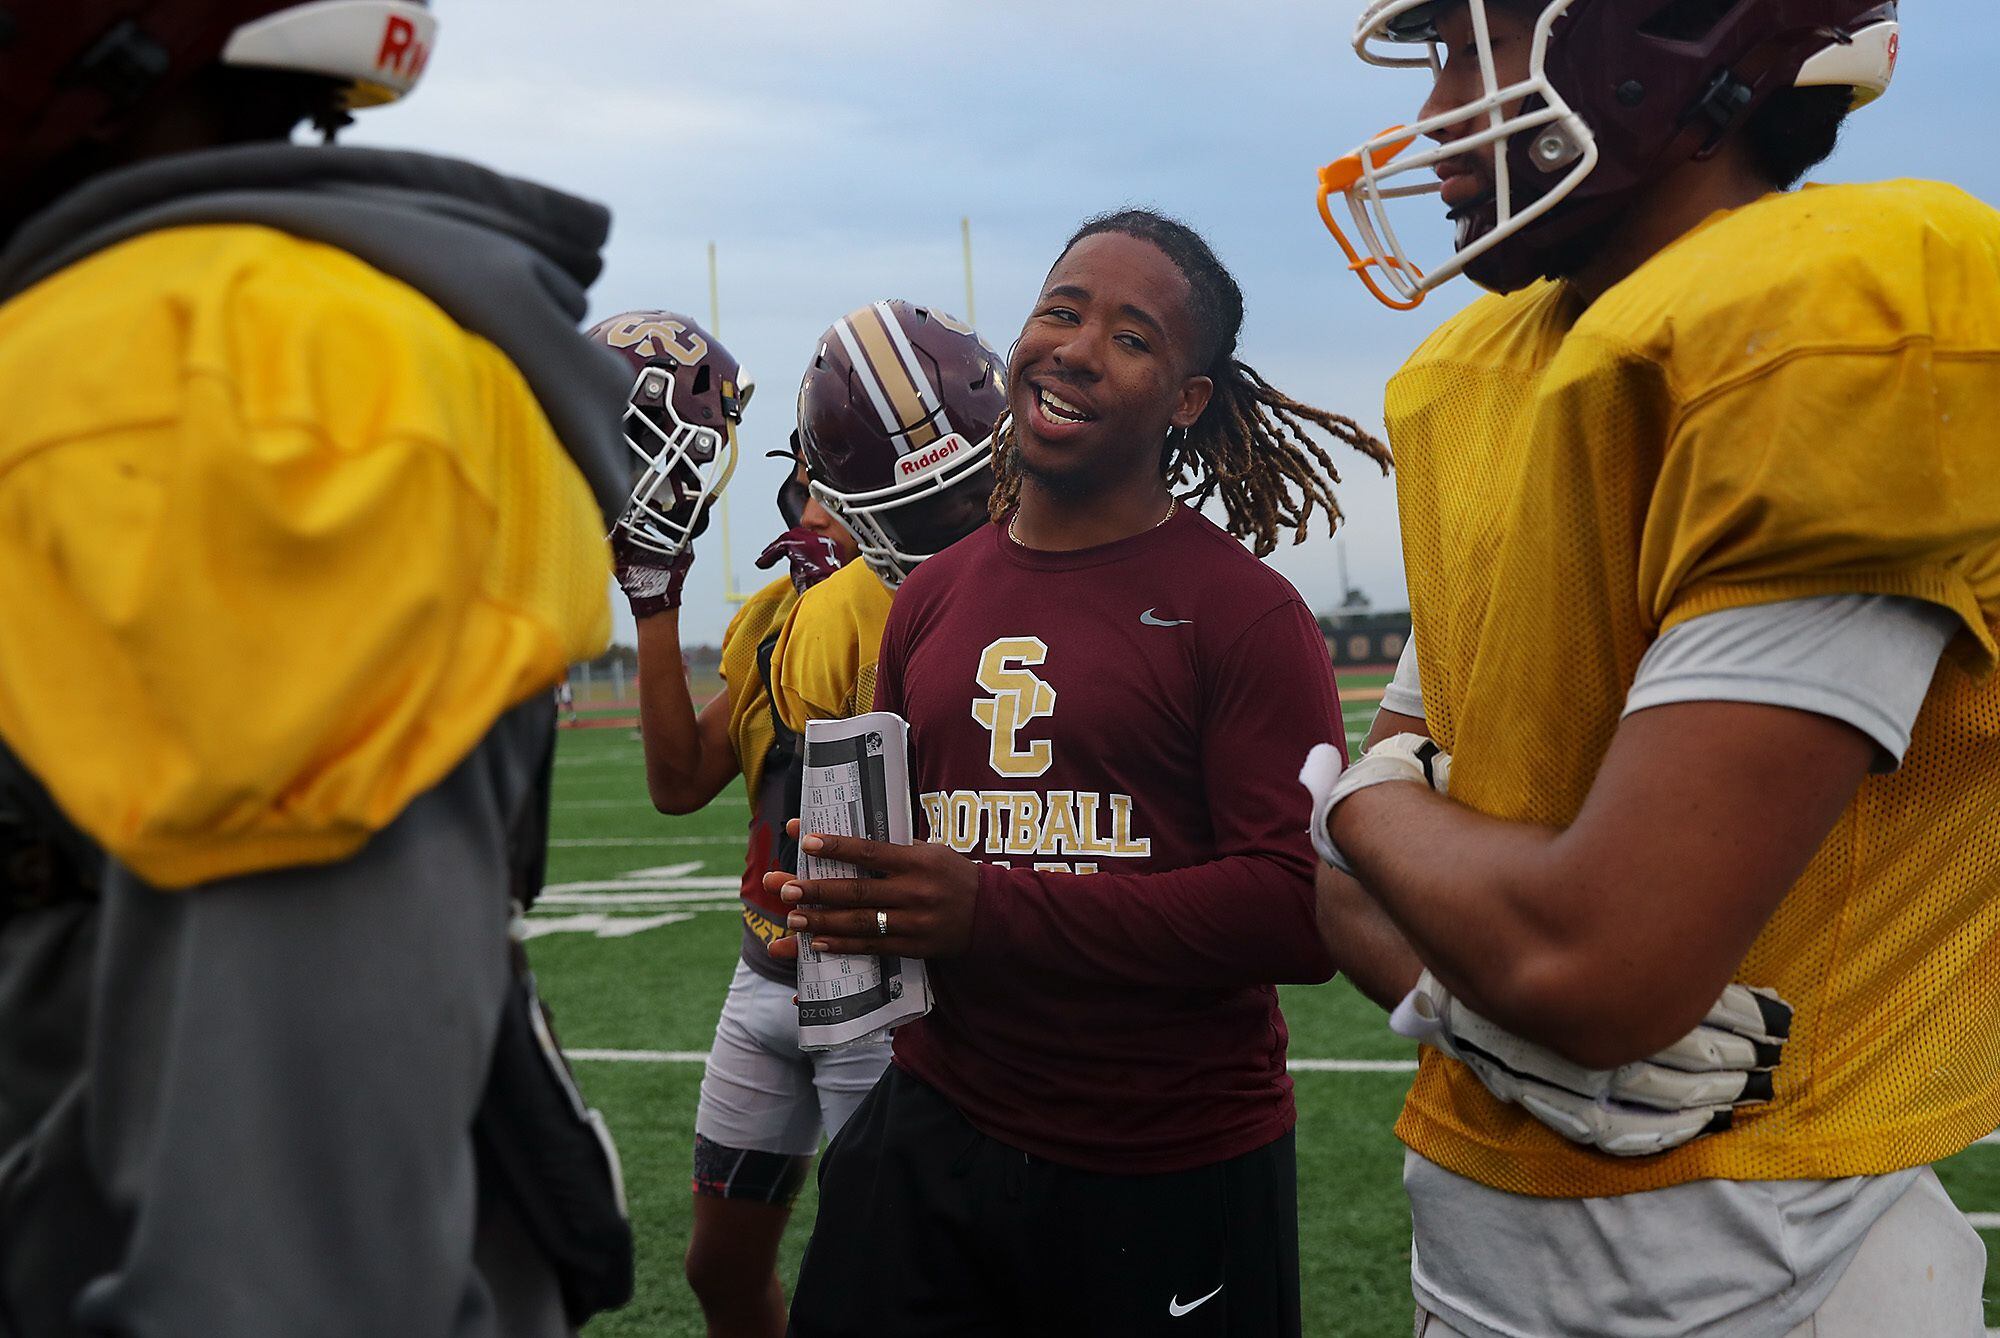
[876,507,1343,1174]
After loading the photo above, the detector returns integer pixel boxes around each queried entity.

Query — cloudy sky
[350,1,1995,644]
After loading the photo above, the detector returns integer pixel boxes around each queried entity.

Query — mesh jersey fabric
[719,572,801,974]
[747,557,891,976]
[0,225,610,889]
[1401,594,1951,1337]
[1388,180,2000,1197]
[720,574,800,803]
[767,557,895,735]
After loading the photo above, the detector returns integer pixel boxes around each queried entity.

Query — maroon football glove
[755,527,846,594]
[613,530,693,619]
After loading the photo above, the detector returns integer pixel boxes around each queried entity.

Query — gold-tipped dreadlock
[988,209,1391,557]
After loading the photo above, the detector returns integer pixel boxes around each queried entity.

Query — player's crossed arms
[1305,734,1791,1158]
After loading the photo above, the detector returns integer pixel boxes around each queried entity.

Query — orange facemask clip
[1316,127,1426,312]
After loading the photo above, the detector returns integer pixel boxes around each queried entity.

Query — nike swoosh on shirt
[1140,608,1192,628]
[1168,1283,1223,1318]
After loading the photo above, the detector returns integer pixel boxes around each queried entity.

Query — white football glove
[1392,971,1793,1157]
[1299,733,1450,873]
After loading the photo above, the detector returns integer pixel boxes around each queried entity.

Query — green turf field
[531,671,2000,1335]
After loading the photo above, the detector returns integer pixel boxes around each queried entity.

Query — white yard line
[541,878,742,894]
[566,1048,1416,1073]
[1966,1213,2000,1231]
[535,892,740,907]
[1289,1059,1419,1073]
[569,1048,715,1064]
[523,912,695,940]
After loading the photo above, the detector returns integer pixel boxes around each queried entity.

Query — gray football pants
[0,704,570,1338]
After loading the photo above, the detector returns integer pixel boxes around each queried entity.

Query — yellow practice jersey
[0,225,610,889]
[720,574,801,801]
[719,572,805,958]
[1388,180,2000,1197]
[768,557,896,734]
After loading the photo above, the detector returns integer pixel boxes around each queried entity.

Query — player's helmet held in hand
[1321,0,1899,306]
[587,310,749,559]
[0,1,435,206]
[796,299,1005,588]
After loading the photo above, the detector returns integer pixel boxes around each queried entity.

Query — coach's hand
[764,826,979,960]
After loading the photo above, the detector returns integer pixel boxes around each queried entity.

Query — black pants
[788,1066,1300,1337]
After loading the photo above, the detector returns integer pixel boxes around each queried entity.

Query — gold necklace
[1009,497,1177,547]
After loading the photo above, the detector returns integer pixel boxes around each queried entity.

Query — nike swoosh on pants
[1168,1282,1223,1317]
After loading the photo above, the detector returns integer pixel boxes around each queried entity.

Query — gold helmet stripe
[876,300,955,438]
[840,304,943,451]
[831,319,903,439]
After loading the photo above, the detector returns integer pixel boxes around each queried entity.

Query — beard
[1459,186,1634,292]
[1015,442,1098,502]
[1528,206,1628,282]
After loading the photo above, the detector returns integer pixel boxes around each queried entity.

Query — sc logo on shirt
[971,637,1055,778]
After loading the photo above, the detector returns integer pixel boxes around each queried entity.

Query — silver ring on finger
[876,909,890,938]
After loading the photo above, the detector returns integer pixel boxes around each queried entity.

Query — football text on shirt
[918,788,1152,874]
[930,637,1151,874]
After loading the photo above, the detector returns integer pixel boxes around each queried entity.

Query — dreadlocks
[989,208,1390,557]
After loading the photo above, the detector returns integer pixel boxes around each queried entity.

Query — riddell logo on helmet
[1887,30,1900,76]
[377,16,431,81]
[896,434,967,480]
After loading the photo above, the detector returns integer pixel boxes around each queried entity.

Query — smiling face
[1006,231,1214,499]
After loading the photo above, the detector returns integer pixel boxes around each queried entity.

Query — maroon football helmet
[795,299,1005,587]
[0,2,434,214]
[1320,0,1899,305]
[586,310,750,558]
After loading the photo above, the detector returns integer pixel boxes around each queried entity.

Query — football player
[766,298,1009,733]
[1305,2,2000,1334]
[0,4,634,1334]
[614,297,1002,1337]
[770,211,1392,1336]
[599,310,869,1338]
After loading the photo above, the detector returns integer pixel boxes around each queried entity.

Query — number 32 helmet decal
[586,310,749,558]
